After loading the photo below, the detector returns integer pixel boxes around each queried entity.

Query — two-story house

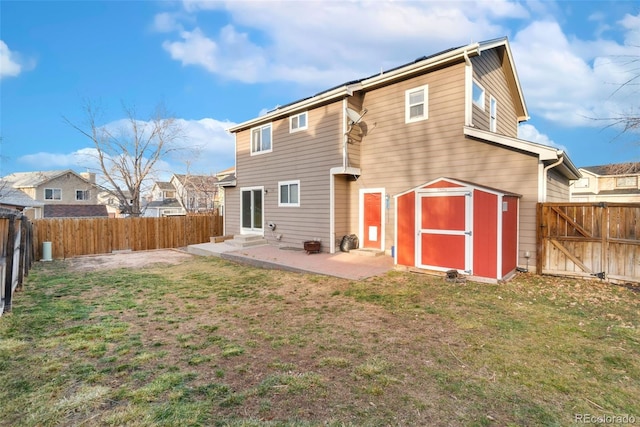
[571,162,640,203]
[2,170,107,219]
[225,37,580,281]
[170,174,219,213]
[143,181,186,217]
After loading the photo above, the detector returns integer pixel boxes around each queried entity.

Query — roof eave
[463,126,580,179]
[479,38,529,122]
[227,84,360,133]
[227,42,486,134]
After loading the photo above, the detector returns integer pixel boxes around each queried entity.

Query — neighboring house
[143,181,186,217]
[97,190,135,218]
[0,182,45,219]
[2,170,105,218]
[216,167,236,216]
[570,163,640,203]
[170,173,219,213]
[225,37,580,281]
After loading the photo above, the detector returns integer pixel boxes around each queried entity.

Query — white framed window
[290,112,308,133]
[251,123,272,155]
[616,176,637,187]
[164,191,176,199]
[45,188,61,200]
[490,96,497,132]
[405,85,429,123]
[76,189,90,201]
[278,180,300,207]
[472,80,485,110]
[574,177,590,188]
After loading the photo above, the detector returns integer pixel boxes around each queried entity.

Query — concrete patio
[187,241,394,280]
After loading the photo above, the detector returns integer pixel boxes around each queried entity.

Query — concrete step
[349,248,385,257]
[227,234,268,248]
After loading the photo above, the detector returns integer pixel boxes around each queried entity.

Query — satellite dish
[346,107,367,124]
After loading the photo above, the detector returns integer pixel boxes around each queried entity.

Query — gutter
[227,84,359,133]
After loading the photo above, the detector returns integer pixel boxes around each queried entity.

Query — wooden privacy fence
[1,209,34,315]
[31,214,223,260]
[537,202,640,284]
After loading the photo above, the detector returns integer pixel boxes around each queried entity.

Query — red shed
[394,177,521,282]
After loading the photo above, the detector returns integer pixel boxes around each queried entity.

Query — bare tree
[65,102,187,216]
[593,50,640,146]
[172,163,219,214]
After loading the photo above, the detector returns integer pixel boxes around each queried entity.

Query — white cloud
[160,2,638,135]
[511,14,640,130]
[160,1,519,87]
[0,40,24,78]
[517,124,565,151]
[152,12,183,33]
[162,28,219,73]
[18,118,235,178]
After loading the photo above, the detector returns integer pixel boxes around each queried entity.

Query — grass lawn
[1,254,638,426]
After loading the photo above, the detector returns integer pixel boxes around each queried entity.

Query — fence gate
[537,203,640,284]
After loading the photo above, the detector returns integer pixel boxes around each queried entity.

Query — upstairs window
[251,123,272,154]
[472,80,485,110]
[76,190,90,201]
[490,96,498,132]
[574,177,590,188]
[405,85,429,123]
[616,176,637,188]
[45,188,62,200]
[290,112,308,132]
[279,180,300,207]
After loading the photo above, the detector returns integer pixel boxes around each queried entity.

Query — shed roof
[394,177,522,199]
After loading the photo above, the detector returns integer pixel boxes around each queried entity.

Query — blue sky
[1,0,639,181]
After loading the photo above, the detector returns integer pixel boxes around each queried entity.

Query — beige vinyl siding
[546,169,571,202]
[471,49,519,137]
[351,60,542,270]
[228,101,344,250]
[333,176,351,247]
[36,174,97,204]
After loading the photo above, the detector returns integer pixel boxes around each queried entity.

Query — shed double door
[417,192,472,273]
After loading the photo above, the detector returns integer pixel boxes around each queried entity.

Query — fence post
[601,204,609,278]
[4,214,16,313]
[536,203,544,275]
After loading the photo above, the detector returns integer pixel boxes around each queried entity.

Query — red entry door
[418,192,470,272]
[363,192,382,249]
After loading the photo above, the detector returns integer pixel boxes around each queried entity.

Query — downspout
[329,99,350,254]
[463,50,473,127]
[542,152,564,202]
[342,98,349,170]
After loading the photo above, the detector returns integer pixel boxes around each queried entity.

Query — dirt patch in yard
[65,249,195,272]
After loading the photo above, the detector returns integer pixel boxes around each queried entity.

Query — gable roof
[3,169,89,188]
[228,37,527,133]
[153,181,175,191]
[171,174,218,188]
[44,204,108,218]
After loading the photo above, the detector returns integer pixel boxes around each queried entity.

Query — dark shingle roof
[581,162,640,176]
[44,204,109,218]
